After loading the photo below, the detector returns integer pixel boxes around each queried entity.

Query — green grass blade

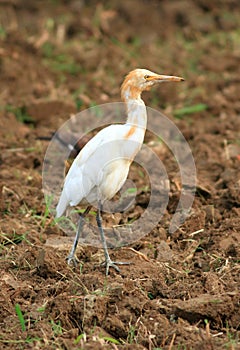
[102,336,120,344]
[173,103,208,118]
[15,304,26,331]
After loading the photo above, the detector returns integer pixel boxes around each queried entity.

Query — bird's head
[121,68,184,101]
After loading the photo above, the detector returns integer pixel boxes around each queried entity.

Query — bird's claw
[102,259,130,275]
[67,255,78,267]
[67,254,130,275]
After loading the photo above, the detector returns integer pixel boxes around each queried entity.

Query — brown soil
[0,1,239,349]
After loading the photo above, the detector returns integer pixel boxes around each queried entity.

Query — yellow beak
[148,75,184,82]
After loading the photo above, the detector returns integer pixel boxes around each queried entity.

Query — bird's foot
[67,254,78,267]
[102,258,130,275]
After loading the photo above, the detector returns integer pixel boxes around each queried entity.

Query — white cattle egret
[56,68,184,275]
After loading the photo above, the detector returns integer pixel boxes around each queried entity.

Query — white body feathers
[56,120,145,217]
[56,69,183,219]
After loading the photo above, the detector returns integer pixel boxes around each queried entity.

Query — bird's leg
[96,201,130,275]
[67,206,91,266]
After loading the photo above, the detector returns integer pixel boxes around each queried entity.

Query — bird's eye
[144,75,150,80]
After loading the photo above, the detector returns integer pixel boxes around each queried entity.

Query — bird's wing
[66,124,123,174]
[56,125,124,216]
[56,123,144,217]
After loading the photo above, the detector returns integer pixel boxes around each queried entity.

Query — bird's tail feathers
[56,190,68,218]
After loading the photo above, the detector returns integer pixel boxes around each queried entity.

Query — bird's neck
[125,98,147,130]
[121,84,147,129]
